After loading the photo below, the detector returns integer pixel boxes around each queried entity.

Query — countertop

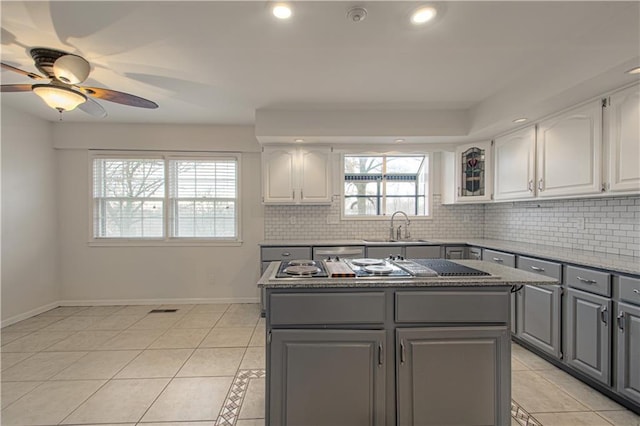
[259,239,640,275]
[258,260,558,289]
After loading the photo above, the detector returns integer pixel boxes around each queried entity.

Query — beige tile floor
[0,303,638,426]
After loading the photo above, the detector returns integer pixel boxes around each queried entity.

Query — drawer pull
[633,289,640,295]
[576,276,597,284]
[530,266,545,272]
[492,257,504,263]
[617,312,625,331]
[600,306,608,325]
[400,339,406,364]
[281,252,291,257]
[378,343,384,366]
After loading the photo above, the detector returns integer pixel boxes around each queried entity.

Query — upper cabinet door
[299,146,332,204]
[536,101,603,198]
[607,84,640,194]
[262,147,296,203]
[494,126,536,201]
[455,141,493,202]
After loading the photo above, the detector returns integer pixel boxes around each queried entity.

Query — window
[92,153,239,241]
[343,154,429,217]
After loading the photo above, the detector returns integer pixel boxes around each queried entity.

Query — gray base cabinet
[617,302,640,405]
[565,288,612,385]
[519,284,562,358]
[269,329,386,426]
[396,326,510,426]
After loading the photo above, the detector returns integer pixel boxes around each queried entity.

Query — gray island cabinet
[259,260,557,426]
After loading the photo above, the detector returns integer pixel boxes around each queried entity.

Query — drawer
[395,290,509,323]
[483,249,516,268]
[261,246,312,261]
[312,246,365,260]
[566,265,611,297]
[619,276,640,306]
[269,292,385,325]
[517,256,562,282]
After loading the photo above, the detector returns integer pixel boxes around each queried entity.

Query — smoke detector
[346,7,367,23]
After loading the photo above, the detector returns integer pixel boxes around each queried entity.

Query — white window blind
[92,154,239,241]
[93,158,165,238]
[169,159,238,238]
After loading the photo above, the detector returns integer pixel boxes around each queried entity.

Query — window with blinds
[92,154,239,241]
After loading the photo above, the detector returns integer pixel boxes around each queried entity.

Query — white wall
[55,123,264,304]
[1,106,59,322]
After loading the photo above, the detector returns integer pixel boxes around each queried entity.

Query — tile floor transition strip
[217,369,267,426]
[216,369,543,426]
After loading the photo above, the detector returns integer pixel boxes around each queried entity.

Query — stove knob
[326,256,333,262]
[335,256,340,261]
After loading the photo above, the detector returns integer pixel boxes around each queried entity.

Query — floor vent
[148,309,178,313]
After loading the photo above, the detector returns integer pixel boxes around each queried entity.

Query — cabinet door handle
[538,179,544,191]
[492,257,504,263]
[301,190,304,199]
[617,311,625,331]
[457,186,461,197]
[378,343,384,366]
[282,252,291,257]
[528,180,534,192]
[530,266,545,272]
[600,306,608,325]
[292,190,295,200]
[400,339,406,364]
[633,289,640,294]
[576,276,597,284]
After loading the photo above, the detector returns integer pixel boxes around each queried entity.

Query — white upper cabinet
[441,141,493,203]
[262,146,332,204]
[605,84,640,194]
[536,100,603,198]
[494,126,537,201]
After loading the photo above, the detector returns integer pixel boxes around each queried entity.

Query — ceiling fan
[1,47,158,118]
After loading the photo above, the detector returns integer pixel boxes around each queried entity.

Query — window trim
[88,150,242,246]
[339,152,433,221]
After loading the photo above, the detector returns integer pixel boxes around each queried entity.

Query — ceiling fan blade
[1,62,45,80]
[80,86,158,109]
[0,84,33,92]
[78,97,107,118]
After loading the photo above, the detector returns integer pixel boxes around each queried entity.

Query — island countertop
[258,259,558,289]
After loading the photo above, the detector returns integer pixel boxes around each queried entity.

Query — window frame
[339,152,433,221]
[89,150,242,246]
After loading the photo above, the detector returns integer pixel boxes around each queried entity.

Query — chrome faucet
[390,210,410,240]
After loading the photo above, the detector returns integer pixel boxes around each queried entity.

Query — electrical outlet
[289,215,297,225]
[575,217,585,230]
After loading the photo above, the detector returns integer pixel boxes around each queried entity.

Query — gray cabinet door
[396,326,510,426]
[565,288,612,385]
[617,302,640,405]
[269,329,386,426]
[520,284,562,358]
[444,246,467,259]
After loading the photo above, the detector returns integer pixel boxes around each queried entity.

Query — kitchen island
[258,260,558,426]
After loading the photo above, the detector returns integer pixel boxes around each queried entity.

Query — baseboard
[57,297,260,306]
[1,297,260,327]
[1,301,61,328]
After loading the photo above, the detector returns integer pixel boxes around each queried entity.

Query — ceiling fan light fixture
[53,54,90,84]
[33,84,87,112]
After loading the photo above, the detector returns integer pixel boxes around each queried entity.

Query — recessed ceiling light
[272,4,292,19]
[513,118,528,123]
[411,6,437,25]
[294,138,304,143]
[394,138,405,143]
[626,66,640,74]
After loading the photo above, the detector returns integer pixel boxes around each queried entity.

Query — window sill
[88,239,243,247]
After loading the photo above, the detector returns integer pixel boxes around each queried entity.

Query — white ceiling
[1,1,639,142]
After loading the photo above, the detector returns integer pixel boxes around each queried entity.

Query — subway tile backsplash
[264,195,485,241]
[265,195,640,257]
[484,196,640,257]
